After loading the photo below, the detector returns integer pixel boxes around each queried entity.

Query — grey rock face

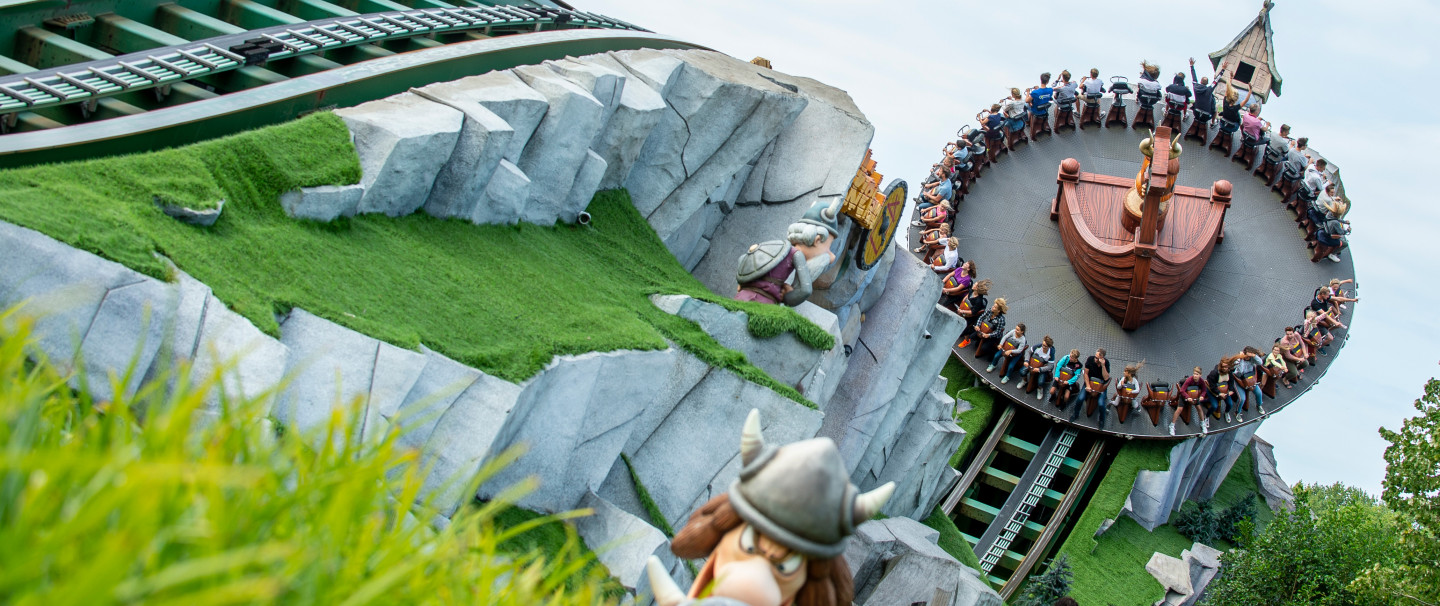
[337,92,464,217]
[378,346,483,451]
[412,80,517,221]
[1122,421,1262,530]
[823,253,946,470]
[479,348,677,513]
[562,149,608,220]
[280,184,364,222]
[618,49,807,237]
[542,58,625,147]
[452,70,550,164]
[156,198,224,227]
[420,370,522,517]
[188,293,289,414]
[1251,435,1295,511]
[573,491,675,597]
[563,54,669,189]
[653,295,841,400]
[610,366,823,526]
[475,160,531,225]
[274,309,425,447]
[847,518,1003,606]
[743,70,874,202]
[78,279,171,402]
[869,377,965,519]
[1150,542,1225,606]
[511,65,607,224]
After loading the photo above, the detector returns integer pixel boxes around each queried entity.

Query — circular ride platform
[916,116,1356,439]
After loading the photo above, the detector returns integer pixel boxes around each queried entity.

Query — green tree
[1351,378,1440,606]
[1012,554,1074,606]
[1204,483,1407,606]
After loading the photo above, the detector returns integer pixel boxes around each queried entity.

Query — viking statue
[646,409,895,606]
[734,199,842,306]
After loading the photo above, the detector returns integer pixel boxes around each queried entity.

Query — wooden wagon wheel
[854,179,907,270]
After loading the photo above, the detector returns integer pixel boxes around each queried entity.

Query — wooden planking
[1056,168,1226,327]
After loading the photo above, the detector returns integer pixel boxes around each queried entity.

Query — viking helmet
[795,198,843,238]
[728,409,895,559]
[736,240,791,282]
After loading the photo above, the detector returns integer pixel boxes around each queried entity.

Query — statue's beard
[803,253,833,277]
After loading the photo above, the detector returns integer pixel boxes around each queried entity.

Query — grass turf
[0,112,832,405]
[921,505,993,587]
[1056,441,1272,605]
[942,356,1000,469]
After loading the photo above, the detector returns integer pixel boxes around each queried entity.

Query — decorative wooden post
[1122,127,1174,330]
[1052,158,1080,222]
[1212,179,1233,244]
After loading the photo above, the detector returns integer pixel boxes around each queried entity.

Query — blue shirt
[1029,87,1054,111]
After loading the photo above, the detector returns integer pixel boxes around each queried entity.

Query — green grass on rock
[0,112,830,406]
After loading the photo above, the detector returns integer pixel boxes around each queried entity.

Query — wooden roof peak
[1208,0,1283,97]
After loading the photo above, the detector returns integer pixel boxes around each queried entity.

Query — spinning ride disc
[856,179,907,270]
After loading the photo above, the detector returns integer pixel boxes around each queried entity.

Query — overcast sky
[585,0,1440,496]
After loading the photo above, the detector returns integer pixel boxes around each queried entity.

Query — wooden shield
[855,179,907,270]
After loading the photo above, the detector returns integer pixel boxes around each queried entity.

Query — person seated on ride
[1175,367,1211,433]
[1241,105,1266,139]
[1026,74,1054,118]
[1079,68,1105,107]
[1307,286,1349,331]
[1164,71,1192,114]
[1114,362,1144,416]
[972,298,1009,359]
[1206,358,1241,425]
[1280,137,1311,182]
[1303,157,1330,197]
[1320,278,1360,315]
[1265,343,1294,390]
[1307,183,1337,239]
[1302,309,1336,359]
[1002,88,1029,134]
[1218,76,1253,135]
[955,278,990,344]
[911,200,951,230]
[1265,124,1293,162]
[1049,349,1084,409]
[1232,346,1267,415]
[981,104,1007,144]
[1054,70,1078,109]
[1278,326,1309,383]
[914,222,950,258]
[1071,348,1112,425]
[940,261,977,311]
[1312,199,1351,263]
[1022,336,1057,399]
[1188,58,1217,124]
[917,166,953,210]
[988,323,1029,384]
[929,237,961,273]
[1135,61,1163,106]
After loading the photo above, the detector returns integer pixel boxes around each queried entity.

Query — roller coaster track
[941,397,1107,599]
[0,1,699,166]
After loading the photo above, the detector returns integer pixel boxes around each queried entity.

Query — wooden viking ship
[1050,126,1231,330]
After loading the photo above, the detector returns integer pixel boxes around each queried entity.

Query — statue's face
[793,232,834,263]
[701,523,808,606]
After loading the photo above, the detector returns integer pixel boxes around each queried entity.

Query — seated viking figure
[734,199,841,306]
[646,409,894,606]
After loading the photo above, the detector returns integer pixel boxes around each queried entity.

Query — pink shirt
[1241,113,1264,139]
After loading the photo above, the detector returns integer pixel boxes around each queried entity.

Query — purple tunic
[735,247,797,304]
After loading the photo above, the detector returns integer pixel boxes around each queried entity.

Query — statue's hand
[781,283,794,295]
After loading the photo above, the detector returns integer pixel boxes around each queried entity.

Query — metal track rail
[0,6,644,118]
[978,428,1078,574]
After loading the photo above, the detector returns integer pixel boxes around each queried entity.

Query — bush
[1174,493,1257,546]
[0,308,617,605]
[1011,554,1073,606]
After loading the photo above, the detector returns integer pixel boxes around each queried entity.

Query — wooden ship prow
[1050,126,1232,329]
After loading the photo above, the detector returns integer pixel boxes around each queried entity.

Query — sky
[583,0,1440,496]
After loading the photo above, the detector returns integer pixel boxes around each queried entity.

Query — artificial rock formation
[1121,422,1261,530]
[846,517,1004,606]
[1146,542,1224,606]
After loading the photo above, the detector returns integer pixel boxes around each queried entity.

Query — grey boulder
[511,64,607,224]
[279,184,363,222]
[412,80,517,222]
[847,518,1003,606]
[475,160,531,225]
[449,70,550,164]
[336,92,464,217]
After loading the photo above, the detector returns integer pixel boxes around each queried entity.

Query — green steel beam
[221,0,303,30]
[276,0,358,21]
